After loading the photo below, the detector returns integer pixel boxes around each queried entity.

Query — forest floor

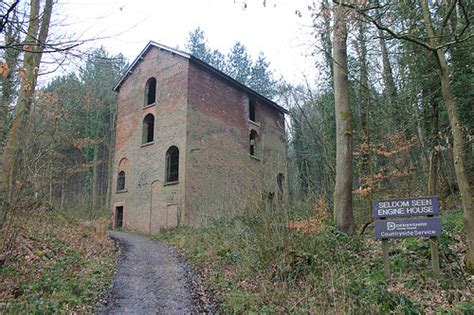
[156,204,474,313]
[0,211,115,313]
[98,231,217,314]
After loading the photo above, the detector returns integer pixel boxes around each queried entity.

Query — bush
[157,203,471,313]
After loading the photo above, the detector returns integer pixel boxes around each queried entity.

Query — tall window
[142,114,155,144]
[249,130,258,156]
[166,146,179,183]
[249,99,256,122]
[145,77,157,105]
[117,171,126,191]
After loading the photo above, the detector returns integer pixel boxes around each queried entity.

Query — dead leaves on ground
[0,213,115,305]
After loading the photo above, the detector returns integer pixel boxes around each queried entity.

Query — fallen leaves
[0,212,116,311]
[288,198,328,233]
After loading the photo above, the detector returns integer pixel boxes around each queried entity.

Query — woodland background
[0,0,473,312]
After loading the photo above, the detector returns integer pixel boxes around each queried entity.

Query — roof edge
[189,56,289,114]
[113,41,288,115]
[113,41,190,92]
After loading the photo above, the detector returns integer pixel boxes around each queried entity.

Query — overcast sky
[56,0,318,86]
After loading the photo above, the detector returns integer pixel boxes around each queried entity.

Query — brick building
[111,41,288,232]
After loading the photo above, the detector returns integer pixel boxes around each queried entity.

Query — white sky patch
[53,0,318,86]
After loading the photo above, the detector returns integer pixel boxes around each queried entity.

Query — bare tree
[333,1,354,234]
[337,0,474,272]
[1,0,53,225]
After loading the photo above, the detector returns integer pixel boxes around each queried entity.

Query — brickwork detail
[112,44,287,232]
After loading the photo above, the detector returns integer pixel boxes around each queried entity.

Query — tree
[44,48,127,214]
[249,53,276,98]
[332,2,354,234]
[339,0,474,272]
[208,49,226,72]
[226,42,252,85]
[1,0,53,225]
[185,28,277,98]
[185,27,211,62]
[0,2,21,213]
[0,2,21,142]
[78,48,127,211]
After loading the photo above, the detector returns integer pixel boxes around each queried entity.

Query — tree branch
[440,0,458,31]
[332,0,436,51]
[0,0,19,33]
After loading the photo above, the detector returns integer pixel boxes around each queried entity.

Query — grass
[156,201,473,313]
[0,210,116,313]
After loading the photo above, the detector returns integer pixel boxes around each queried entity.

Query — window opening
[145,77,157,105]
[249,130,258,156]
[117,171,125,191]
[249,99,256,122]
[142,114,155,143]
[166,146,179,182]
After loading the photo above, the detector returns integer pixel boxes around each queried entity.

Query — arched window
[166,146,179,183]
[145,77,157,105]
[249,130,258,156]
[142,114,155,144]
[117,171,125,191]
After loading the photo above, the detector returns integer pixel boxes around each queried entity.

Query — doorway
[116,206,123,228]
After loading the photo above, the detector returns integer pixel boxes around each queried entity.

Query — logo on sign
[387,222,396,231]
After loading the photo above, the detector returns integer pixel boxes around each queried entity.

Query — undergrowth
[157,203,473,313]
[0,209,116,313]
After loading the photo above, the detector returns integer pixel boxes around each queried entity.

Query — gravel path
[98,231,213,314]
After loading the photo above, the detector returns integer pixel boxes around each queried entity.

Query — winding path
[99,231,195,314]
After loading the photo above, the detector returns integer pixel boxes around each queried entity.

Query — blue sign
[375,218,442,239]
[373,196,439,218]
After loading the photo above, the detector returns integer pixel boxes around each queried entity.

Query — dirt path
[98,231,213,314]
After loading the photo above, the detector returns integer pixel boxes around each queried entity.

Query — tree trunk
[357,20,370,177]
[320,0,333,80]
[378,31,397,104]
[437,51,474,271]
[0,11,21,214]
[1,0,53,206]
[91,145,98,212]
[420,0,474,273]
[106,103,118,210]
[428,101,439,195]
[332,2,354,235]
[356,20,374,222]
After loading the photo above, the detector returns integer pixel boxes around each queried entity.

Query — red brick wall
[185,62,287,225]
[112,47,189,232]
[111,45,288,230]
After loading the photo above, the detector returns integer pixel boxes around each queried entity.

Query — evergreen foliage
[185,28,277,99]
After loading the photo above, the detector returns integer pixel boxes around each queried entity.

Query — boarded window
[249,130,258,156]
[142,114,155,143]
[117,171,125,191]
[145,77,157,105]
[166,146,179,182]
[249,99,256,122]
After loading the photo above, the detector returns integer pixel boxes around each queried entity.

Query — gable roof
[113,41,288,114]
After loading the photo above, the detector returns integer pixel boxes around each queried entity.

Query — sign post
[430,237,440,275]
[372,196,442,278]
